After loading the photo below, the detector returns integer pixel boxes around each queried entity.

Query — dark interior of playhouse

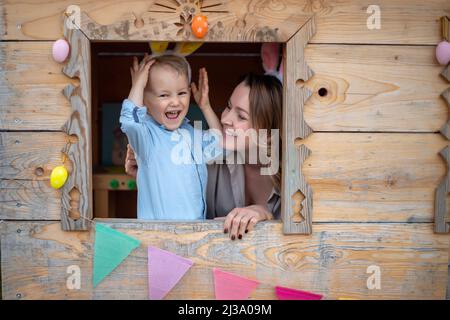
[91,42,276,218]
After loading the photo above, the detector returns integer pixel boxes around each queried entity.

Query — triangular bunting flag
[93,223,141,288]
[147,246,193,300]
[275,285,323,300]
[213,268,260,300]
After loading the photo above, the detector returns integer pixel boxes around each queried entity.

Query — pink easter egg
[436,40,450,65]
[52,39,70,63]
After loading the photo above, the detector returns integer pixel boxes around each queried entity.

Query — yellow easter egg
[50,166,68,189]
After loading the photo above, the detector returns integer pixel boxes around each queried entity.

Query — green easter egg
[109,179,119,189]
[127,180,137,190]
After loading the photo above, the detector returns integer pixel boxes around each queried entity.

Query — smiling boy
[120,54,221,220]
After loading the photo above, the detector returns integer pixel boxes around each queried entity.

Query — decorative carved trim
[282,17,315,234]
[78,0,312,42]
[440,66,450,139]
[60,15,92,230]
[435,61,450,233]
[60,5,315,233]
[435,17,450,234]
[435,146,450,233]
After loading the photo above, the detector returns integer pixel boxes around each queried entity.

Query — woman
[125,71,282,240]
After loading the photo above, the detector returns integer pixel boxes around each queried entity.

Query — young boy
[120,54,222,220]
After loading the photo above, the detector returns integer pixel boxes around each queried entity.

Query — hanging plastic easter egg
[50,166,68,189]
[436,40,450,65]
[52,39,70,63]
[191,15,208,38]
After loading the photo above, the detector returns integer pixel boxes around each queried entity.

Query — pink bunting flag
[275,285,323,300]
[213,268,260,300]
[147,246,193,300]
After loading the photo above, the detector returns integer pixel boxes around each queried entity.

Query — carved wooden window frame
[60,3,316,234]
[435,16,450,233]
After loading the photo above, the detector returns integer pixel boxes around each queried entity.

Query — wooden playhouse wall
[1,0,450,299]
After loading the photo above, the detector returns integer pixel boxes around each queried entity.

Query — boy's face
[144,64,190,131]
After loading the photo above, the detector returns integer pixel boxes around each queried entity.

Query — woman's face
[220,81,254,152]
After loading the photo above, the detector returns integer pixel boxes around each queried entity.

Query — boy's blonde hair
[145,54,191,92]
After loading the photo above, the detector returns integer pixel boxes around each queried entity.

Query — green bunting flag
[93,223,141,288]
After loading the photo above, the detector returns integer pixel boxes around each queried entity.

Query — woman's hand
[191,67,211,111]
[191,68,222,131]
[125,144,138,178]
[223,205,273,240]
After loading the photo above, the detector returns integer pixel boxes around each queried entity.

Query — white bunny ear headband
[149,41,203,83]
[261,43,283,84]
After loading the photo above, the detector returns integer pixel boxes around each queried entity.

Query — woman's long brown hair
[241,73,283,191]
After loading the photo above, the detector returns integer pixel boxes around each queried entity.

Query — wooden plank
[0,132,68,180]
[309,0,450,45]
[0,42,73,130]
[1,220,449,299]
[0,221,92,300]
[303,133,450,223]
[282,17,315,234]
[435,25,450,233]
[0,180,60,220]
[304,45,449,132]
[2,132,448,223]
[448,245,450,300]
[0,0,312,42]
[1,0,449,44]
[0,132,66,220]
[441,61,450,138]
[434,146,450,233]
[79,2,311,42]
[60,16,92,230]
[2,43,446,132]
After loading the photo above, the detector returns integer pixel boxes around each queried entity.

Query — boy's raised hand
[130,53,154,87]
[128,53,155,107]
[191,68,211,110]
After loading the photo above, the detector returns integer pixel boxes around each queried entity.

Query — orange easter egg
[191,15,208,38]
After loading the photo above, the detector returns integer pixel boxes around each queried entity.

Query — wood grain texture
[308,0,450,45]
[1,220,449,300]
[282,17,315,234]
[0,42,74,130]
[304,45,449,132]
[60,16,92,230]
[1,0,449,44]
[0,180,61,220]
[435,21,450,232]
[302,133,450,223]
[448,241,450,299]
[0,132,66,220]
[1,43,446,132]
[441,66,450,139]
[2,132,448,223]
[78,1,311,42]
[0,132,69,181]
[443,62,450,82]
[435,146,450,233]
[447,262,450,299]
[439,18,450,139]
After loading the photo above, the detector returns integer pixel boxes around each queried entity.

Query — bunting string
[58,203,323,299]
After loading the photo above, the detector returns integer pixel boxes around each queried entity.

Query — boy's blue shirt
[120,99,222,220]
